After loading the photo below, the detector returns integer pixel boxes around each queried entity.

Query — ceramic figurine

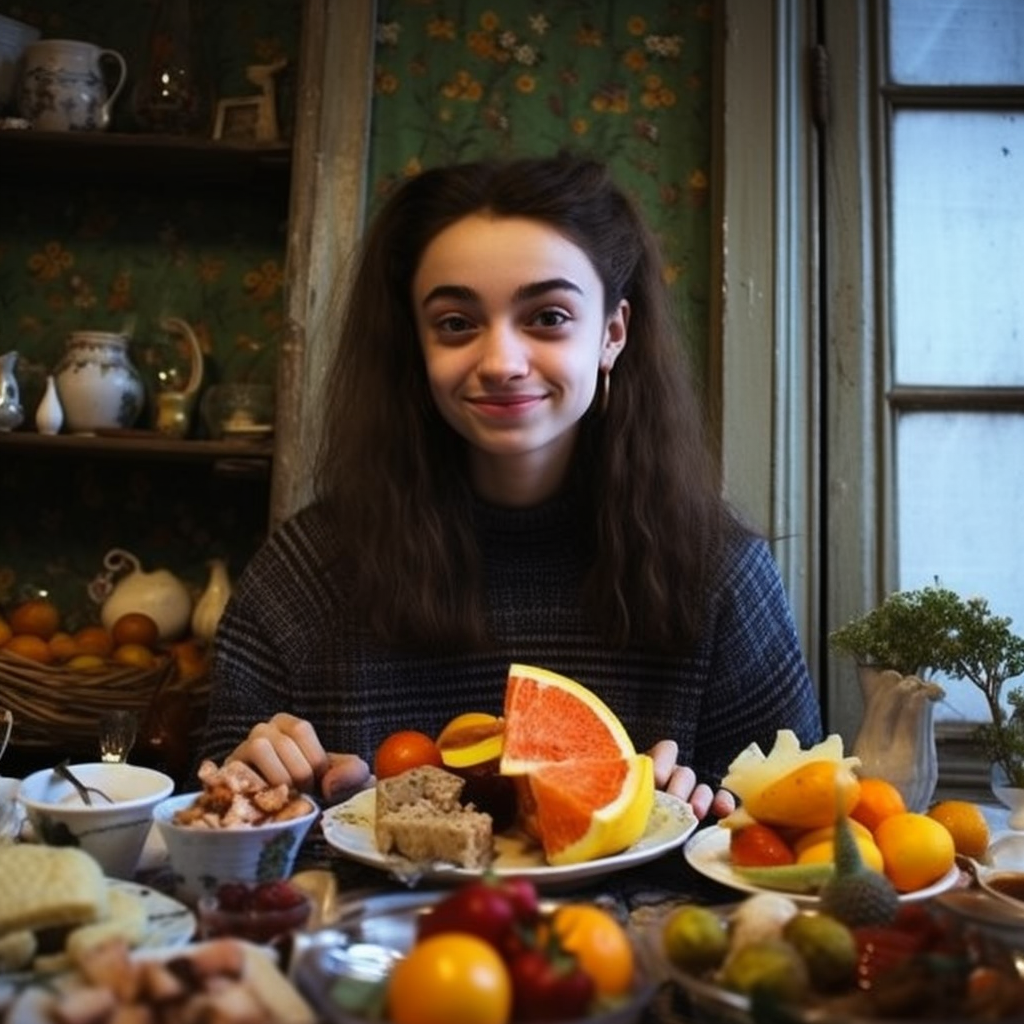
[0,351,25,431]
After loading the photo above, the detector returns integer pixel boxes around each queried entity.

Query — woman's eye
[531,308,571,329]
[435,313,475,334]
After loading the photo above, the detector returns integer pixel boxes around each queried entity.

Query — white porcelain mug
[18,38,127,131]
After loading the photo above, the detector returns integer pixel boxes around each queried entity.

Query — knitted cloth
[199,492,822,788]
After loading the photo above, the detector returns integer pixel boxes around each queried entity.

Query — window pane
[889,0,1024,85]
[891,110,1024,386]
[896,411,1024,722]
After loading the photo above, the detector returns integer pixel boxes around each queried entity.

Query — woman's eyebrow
[421,277,584,309]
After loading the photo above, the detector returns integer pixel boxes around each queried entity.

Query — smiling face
[413,214,628,506]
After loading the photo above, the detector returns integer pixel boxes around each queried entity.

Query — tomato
[551,904,634,998]
[387,933,512,1024]
[417,876,539,955]
[508,945,594,1021]
[729,822,796,867]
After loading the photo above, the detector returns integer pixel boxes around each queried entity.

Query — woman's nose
[476,323,529,379]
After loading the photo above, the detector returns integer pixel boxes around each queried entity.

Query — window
[720,1,1024,784]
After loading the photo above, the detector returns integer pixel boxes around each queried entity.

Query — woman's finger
[320,753,372,804]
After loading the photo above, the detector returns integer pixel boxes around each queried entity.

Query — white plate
[322,788,698,887]
[683,824,961,903]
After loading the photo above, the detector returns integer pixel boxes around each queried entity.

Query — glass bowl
[200,383,275,440]
[197,880,313,944]
[290,890,658,1024]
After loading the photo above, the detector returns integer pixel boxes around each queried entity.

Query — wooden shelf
[0,430,273,477]
[0,129,291,186]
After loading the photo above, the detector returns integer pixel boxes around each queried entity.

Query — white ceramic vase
[852,667,946,812]
[191,558,233,644]
[35,374,64,434]
[54,331,145,433]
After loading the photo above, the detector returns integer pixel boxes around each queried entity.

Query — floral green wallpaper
[0,0,714,639]
[369,0,714,374]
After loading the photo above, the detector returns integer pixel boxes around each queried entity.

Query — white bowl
[18,762,175,880]
[153,791,320,907]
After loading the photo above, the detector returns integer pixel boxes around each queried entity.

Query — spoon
[54,760,114,806]
[961,855,1024,913]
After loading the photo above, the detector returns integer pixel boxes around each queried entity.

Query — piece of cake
[375,764,493,869]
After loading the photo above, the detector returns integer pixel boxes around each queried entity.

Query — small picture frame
[213,97,262,142]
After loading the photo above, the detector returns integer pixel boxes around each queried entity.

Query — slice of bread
[375,765,493,869]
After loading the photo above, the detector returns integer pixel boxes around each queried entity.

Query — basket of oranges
[0,598,210,751]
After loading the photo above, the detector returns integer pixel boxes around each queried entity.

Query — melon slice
[499,664,653,866]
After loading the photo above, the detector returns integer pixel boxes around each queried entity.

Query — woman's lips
[467,394,545,419]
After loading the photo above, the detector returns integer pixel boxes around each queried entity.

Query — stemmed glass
[98,709,138,763]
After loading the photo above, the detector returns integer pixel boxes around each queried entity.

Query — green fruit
[782,912,857,992]
[721,939,810,1002]
[732,863,834,893]
[662,905,730,973]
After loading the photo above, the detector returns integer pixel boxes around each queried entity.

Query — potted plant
[830,583,1024,809]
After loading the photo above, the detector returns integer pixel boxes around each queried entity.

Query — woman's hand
[647,739,735,821]
[228,712,371,805]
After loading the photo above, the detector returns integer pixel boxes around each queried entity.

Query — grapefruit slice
[500,664,635,773]
[498,665,654,865]
[524,754,655,865]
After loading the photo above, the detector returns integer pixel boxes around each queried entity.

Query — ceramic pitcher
[18,38,127,131]
[54,331,145,433]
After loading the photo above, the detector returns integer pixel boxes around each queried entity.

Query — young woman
[199,153,822,820]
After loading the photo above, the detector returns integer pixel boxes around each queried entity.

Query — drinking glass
[99,709,138,763]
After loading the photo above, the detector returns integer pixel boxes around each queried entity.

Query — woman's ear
[601,298,630,370]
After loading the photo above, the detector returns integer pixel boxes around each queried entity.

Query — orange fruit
[66,653,107,674]
[374,730,444,780]
[436,712,504,769]
[111,612,160,650]
[111,642,157,670]
[874,811,956,892]
[552,903,635,997]
[851,776,907,832]
[927,799,990,860]
[4,633,54,664]
[8,598,61,640]
[499,665,654,865]
[48,631,79,663]
[73,625,115,658]
[795,832,885,873]
[170,638,209,682]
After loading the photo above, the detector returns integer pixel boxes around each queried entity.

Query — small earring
[599,368,611,414]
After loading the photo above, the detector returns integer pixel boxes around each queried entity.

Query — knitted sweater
[199,493,822,788]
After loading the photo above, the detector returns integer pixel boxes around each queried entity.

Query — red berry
[252,880,305,911]
[216,883,252,912]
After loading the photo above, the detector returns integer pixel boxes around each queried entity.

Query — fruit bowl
[652,900,1024,1023]
[290,890,658,1024]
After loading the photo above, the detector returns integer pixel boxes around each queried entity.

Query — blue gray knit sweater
[199,493,822,788]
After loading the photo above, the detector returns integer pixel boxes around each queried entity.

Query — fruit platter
[656,894,1024,1023]
[322,665,698,885]
[685,730,967,903]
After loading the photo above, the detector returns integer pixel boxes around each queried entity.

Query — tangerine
[73,625,115,658]
[111,612,160,650]
[66,653,107,674]
[4,634,54,664]
[48,631,79,663]
[552,903,635,997]
[112,643,157,670]
[851,777,907,832]
[8,598,61,640]
[374,730,444,780]
[874,811,956,892]
[927,799,990,860]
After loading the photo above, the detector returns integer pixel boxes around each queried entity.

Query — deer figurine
[245,58,287,143]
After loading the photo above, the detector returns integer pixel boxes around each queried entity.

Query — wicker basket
[0,648,206,750]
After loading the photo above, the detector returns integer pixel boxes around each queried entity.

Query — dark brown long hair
[314,153,743,652]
